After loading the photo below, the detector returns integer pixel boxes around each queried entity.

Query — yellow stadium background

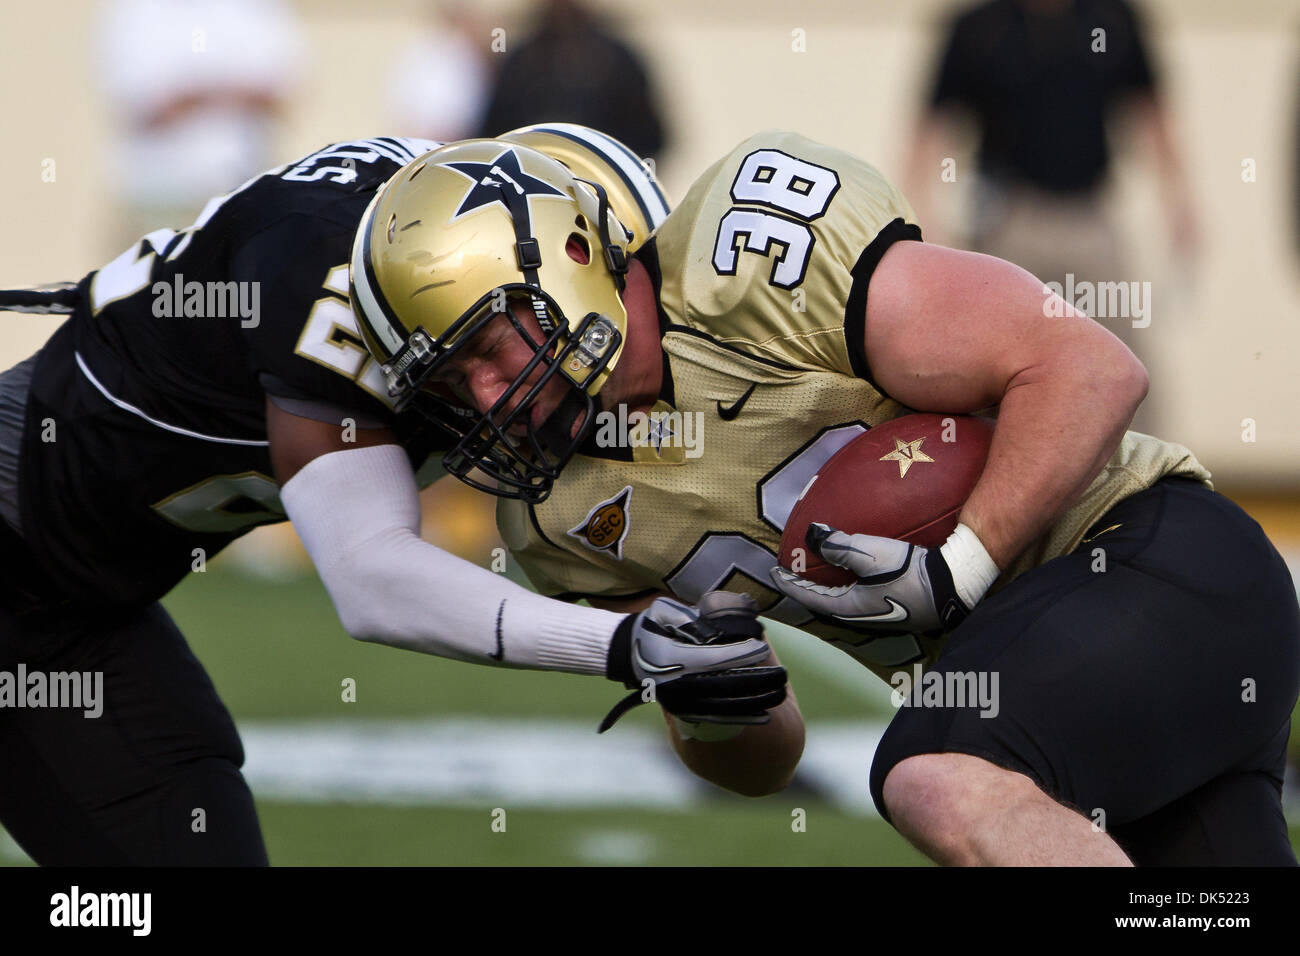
[1,0,1296,470]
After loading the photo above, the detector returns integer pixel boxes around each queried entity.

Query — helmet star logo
[879,436,935,478]
[443,149,566,221]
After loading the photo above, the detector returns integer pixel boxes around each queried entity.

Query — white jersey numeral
[730,150,840,219]
[293,265,393,406]
[711,149,840,290]
[152,471,283,533]
[89,165,271,314]
[667,422,924,668]
[712,209,813,290]
[281,138,439,184]
[88,229,177,315]
[666,532,814,627]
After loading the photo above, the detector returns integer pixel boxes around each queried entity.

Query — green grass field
[181,563,930,865]
[3,559,1298,866]
[251,803,926,866]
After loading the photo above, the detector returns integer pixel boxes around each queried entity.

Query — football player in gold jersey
[352,132,1299,866]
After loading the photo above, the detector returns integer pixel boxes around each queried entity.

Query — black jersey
[14,137,451,609]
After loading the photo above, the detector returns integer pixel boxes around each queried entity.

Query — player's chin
[531,393,593,442]
[568,400,598,441]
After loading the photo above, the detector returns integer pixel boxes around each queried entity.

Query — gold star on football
[879,436,934,478]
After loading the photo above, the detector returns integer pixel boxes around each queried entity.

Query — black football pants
[871,478,1300,865]
[0,598,268,865]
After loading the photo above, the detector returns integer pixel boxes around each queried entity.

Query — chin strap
[597,690,645,734]
[576,179,629,291]
[534,388,594,459]
[495,179,558,339]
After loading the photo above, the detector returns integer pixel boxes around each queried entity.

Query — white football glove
[770,522,997,635]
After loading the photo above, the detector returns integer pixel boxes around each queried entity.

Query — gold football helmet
[498,123,670,251]
[349,139,634,503]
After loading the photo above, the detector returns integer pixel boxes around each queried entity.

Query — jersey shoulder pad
[275,137,439,189]
[232,211,396,420]
[655,130,919,376]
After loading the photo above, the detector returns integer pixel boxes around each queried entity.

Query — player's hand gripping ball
[773,414,994,633]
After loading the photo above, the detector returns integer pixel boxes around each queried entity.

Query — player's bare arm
[863,241,1148,569]
[266,397,399,483]
[773,241,1147,635]
[592,592,805,798]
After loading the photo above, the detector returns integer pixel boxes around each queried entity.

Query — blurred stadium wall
[0,0,1296,491]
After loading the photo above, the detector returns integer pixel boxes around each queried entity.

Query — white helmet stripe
[520,123,670,229]
[349,197,407,357]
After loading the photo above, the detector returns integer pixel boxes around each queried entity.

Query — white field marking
[795,723,890,815]
[237,717,889,816]
[571,829,657,865]
[0,831,31,864]
[764,619,897,708]
[240,718,704,810]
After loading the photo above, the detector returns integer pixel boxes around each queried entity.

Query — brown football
[778,413,994,586]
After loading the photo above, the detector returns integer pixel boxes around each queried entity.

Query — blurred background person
[97,0,303,246]
[387,2,494,143]
[903,0,1198,434]
[96,0,305,578]
[476,0,668,161]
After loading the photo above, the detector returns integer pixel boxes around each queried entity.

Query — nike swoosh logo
[1081,523,1123,544]
[825,543,875,560]
[716,382,758,421]
[490,600,506,661]
[839,597,909,624]
[633,645,683,675]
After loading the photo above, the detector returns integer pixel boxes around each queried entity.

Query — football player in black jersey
[0,126,790,865]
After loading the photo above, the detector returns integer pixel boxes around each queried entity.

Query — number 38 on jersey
[712,149,840,290]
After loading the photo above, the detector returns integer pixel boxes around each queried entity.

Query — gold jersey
[497,131,1210,684]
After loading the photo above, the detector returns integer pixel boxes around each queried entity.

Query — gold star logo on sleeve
[879,436,935,478]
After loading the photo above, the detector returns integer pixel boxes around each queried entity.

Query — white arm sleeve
[280,444,625,675]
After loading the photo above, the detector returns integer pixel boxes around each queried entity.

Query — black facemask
[376,179,628,504]
[401,294,619,504]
